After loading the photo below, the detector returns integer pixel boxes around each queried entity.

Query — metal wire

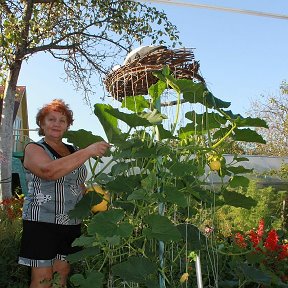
[138,0,288,20]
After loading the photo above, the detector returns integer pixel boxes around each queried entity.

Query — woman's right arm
[24,141,110,180]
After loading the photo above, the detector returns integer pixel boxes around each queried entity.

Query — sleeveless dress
[21,138,87,225]
[18,138,88,267]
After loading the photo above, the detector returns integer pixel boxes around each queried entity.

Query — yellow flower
[180,272,189,283]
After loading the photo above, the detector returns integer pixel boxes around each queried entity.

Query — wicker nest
[104,47,205,101]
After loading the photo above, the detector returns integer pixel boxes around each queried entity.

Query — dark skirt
[18,220,82,267]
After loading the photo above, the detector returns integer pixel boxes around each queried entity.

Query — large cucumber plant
[65,66,268,287]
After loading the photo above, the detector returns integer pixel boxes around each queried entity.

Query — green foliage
[0,208,29,288]
[65,130,104,149]
[70,271,104,288]
[245,85,288,156]
[280,80,288,95]
[269,163,288,180]
[65,69,271,286]
[111,257,158,285]
[216,181,284,235]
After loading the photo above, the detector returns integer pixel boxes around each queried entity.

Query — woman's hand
[86,141,111,157]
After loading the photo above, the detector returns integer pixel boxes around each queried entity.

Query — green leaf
[218,280,239,287]
[164,185,187,207]
[127,189,146,200]
[143,214,181,242]
[222,111,268,128]
[180,81,231,109]
[141,172,157,192]
[106,175,141,194]
[227,166,253,174]
[162,65,170,76]
[121,95,149,112]
[105,235,121,245]
[152,70,167,82]
[229,175,250,188]
[66,247,100,263]
[111,256,157,283]
[178,123,205,138]
[233,128,266,144]
[246,251,266,264]
[232,155,249,162]
[156,142,173,156]
[148,80,167,104]
[177,224,204,250]
[87,209,125,237]
[165,74,181,94]
[167,160,198,177]
[223,189,257,209]
[152,68,180,94]
[212,126,231,140]
[64,129,104,148]
[71,235,95,248]
[94,104,124,145]
[139,108,167,124]
[105,108,152,127]
[234,116,268,128]
[130,144,158,158]
[156,124,176,139]
[70,271,104,288]
[239,263,272,285]
[185,111,226,130]
[110,162,131,175]
[68,192,102,220]
[117,222,134,237]
[186,186,215,203]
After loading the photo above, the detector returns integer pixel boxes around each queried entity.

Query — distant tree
[216,181,284,236]
[245,82,288,156]
[280,80,288,95]
[244,81,288,232]
[0,0,181,200]
[267,163,288,232]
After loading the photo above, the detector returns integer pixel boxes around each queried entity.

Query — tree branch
[0,0,12,15]
[33,0,58,3]
[26,32,128,56]
[78,47,107,74]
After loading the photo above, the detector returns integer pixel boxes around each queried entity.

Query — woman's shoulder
[25,139,45,150]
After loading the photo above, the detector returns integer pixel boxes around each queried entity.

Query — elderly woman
[18,99,110,288]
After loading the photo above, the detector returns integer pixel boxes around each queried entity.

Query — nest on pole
[104,47,205,101]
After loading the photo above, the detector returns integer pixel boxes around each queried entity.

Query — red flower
[232,219,287,283]
[248,218,266,248]
[0,195,24,220]
[278,244,288,260]
[264,229,279,251]
[234,232,247,248]
[257,219,265,238]
[249,229,261,247]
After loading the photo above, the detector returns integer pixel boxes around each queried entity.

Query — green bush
[215,181,284,236]
[0,197,29,288]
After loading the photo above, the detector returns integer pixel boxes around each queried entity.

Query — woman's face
[41,111,68,138]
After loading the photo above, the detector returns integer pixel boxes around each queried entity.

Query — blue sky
[18,0,288,140]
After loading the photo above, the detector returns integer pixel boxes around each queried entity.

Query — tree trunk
[0,62,22,201]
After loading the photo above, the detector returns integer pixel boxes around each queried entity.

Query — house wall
[12,87,30,153]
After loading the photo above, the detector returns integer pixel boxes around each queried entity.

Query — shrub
[0,194,29,287]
